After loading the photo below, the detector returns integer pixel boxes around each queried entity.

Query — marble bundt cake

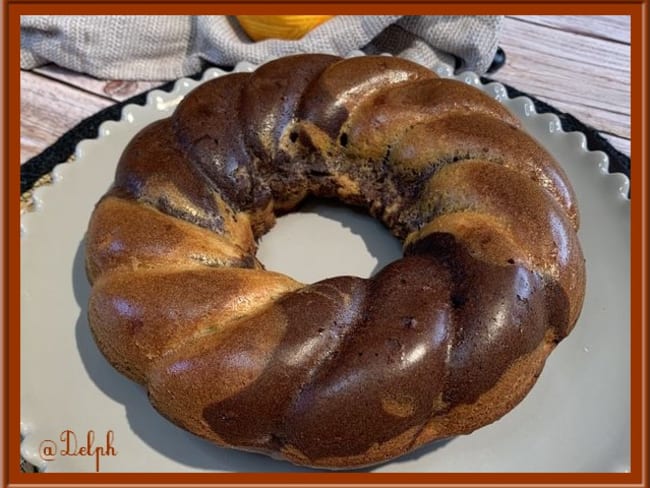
[85,54,586,469]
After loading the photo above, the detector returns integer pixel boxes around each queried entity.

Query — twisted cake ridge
[85,53,585,469]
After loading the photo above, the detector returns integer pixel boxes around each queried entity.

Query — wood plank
[499,17,630,88]
[496,16,630,145]
[20,70,113,164]
[33,64,166,102]
[507,15,631,44]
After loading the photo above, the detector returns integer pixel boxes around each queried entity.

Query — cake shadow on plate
[71,207,452,472]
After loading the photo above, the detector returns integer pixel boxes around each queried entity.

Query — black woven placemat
[20,66,630,197]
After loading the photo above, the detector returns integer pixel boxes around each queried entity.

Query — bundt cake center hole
[256,198,402,284]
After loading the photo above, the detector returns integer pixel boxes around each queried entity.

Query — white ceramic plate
[20,54,631,473]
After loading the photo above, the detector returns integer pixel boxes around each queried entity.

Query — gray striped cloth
[20,15,503,80]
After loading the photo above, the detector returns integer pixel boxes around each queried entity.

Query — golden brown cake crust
[85,54,586,470]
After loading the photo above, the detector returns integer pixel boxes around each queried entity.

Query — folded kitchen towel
[20,15,503,80]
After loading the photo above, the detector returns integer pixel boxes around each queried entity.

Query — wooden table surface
[20,15,631,168]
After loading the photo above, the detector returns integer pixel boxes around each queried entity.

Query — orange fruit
[236,15,334,41]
